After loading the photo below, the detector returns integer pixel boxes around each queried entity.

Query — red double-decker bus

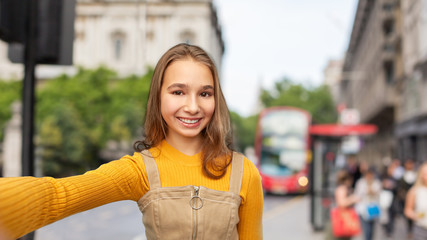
[254,106,311,194]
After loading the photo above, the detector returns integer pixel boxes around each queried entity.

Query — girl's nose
[184,95,200,114]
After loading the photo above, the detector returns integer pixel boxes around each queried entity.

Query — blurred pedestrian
[392,158,405,181]
[326,169,361,240]
[397,159,417,238]
[355,166,382,240]
[335,170,360,209]
[345,155,362,188]
[381,162,399,237]
[404,162,427,240]
[0,43,264,239]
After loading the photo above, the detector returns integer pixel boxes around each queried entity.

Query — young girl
[0,43,264,239]
[405,162,427,240]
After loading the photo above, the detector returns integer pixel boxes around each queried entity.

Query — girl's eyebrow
[202,85,214,90]
[166,83,214,90]
[166,83,187,90]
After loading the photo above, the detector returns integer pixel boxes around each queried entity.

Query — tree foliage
[260,78,337,124]
[230,111,258,152]
[0,81,22,141]
[36,67,152,176]
[230,78,337,151]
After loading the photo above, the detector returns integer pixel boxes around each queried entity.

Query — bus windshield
[259,110,309,176]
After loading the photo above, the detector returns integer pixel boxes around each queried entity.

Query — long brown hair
[413,162,427,187]
[134,43,234,179]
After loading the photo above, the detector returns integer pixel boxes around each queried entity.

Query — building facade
[323,59,344,104]
[339,0,427,164]
[0,0,225,80]
[395,0,427,162]
[339,0,404,163]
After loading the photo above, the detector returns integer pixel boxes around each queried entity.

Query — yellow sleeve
[0,153,148,239]
[237,158,264,239]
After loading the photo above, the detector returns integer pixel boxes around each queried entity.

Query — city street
[35,194,322,240]
[34,193,412,240]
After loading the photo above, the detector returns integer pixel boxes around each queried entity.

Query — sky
[214,0,358,117]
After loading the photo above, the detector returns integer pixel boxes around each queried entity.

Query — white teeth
[179,118,199,124]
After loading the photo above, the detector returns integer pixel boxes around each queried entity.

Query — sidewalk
[354,215,411,240]
[263,195,323,240]
[263,195,411,240]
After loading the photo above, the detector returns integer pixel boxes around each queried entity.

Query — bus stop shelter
[308,124,378,231]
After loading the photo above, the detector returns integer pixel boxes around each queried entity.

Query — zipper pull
[190,186,203,210]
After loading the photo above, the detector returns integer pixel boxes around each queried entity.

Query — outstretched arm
[0,153,148,239]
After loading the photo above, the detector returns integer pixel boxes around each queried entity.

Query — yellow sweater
[0,140,263,239]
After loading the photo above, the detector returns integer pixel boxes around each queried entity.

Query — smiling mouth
[178,118,201,124]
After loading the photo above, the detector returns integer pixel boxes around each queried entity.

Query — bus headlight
[298,176,309,187]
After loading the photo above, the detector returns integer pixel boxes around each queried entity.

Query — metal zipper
[191,186,202,240]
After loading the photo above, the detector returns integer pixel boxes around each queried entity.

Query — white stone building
[0,0,225,80]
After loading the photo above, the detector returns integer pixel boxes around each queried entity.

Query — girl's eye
[172,90,184,95]
[200,92,212,97]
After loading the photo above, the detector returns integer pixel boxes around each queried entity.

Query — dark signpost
[0,0,76,238]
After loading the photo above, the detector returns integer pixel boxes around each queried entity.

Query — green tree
[0,80,21,141]
[260,78,337,124]
[106,71,152,142]
[38,106,87,176]
[230,111,258,152]
[36,67,152,176]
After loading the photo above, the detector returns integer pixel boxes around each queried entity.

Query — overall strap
[229,152,244,195]
[140,150,161,189]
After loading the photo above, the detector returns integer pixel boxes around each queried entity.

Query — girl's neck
[164,135,203,156]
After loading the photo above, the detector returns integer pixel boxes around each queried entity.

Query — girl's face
[160,59,215,142]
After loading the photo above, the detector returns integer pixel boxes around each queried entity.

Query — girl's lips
[178,117,201,124]
[177,117,202,127]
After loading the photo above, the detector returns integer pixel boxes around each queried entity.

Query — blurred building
[339,0,427,163]
[323,59,344,104]
[395,0,427,162]
[0,0,225,80]
[338,0,404,163]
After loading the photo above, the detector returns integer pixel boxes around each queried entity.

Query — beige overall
[137,150,244,240]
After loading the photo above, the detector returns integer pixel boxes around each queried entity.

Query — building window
[383,3,394,11]
[340,79,350,92]
[384,61,394,84]
[383,43,395,52]
[180,30,195,44]
[146,31,154,42]
[382,19,394,36]
[111,31,126,61]
[75,31,85,41]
